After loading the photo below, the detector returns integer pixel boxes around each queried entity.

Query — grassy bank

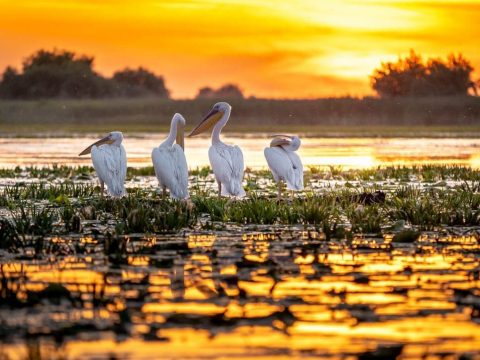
[0,97,479,136]
[0,165,479,243]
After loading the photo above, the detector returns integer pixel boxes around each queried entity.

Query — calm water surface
[0,134,479,168]
[1,135,480,359]
[1,232,479,359]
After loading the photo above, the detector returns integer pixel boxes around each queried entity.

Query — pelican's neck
[211,107,231,145]
[282,137,301,152]
[113,138,123,147]
[164,116,179,146]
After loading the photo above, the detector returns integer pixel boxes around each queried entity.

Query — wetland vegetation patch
[0,164,479,359]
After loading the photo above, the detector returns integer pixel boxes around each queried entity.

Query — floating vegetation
[0,165,479,359]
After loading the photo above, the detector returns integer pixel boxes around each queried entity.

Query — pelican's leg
[100,180,105,197]
[162,186,167,199]
[217,182,222,198]
[277,182,282,201]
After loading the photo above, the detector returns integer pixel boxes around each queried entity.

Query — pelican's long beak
[188,108,223,137]
[176,121,185,151]
[79,135,113,156]
[270,134,294,148]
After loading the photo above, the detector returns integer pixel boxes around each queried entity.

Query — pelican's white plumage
[264,135,303,197]
[189,102,245,197]
[79,131,127,197]
[208,141,245,197]
[151,113,189,199]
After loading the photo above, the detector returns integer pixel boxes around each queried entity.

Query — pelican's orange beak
[188,108,223,137]
[79,135,114,156]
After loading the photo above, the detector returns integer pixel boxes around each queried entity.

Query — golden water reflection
[0,231,479,359]
[0,135,479,169]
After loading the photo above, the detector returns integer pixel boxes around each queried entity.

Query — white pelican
[264,135,303,198]
[151,113,189,199]
[79,131,127,197]
[188,102,245,197]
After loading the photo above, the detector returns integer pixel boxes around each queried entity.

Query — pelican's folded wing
[209,144,245,197]
[152,145,189,199]
[264,147,295,186]
[286,151,303,190]
[92,145,126,197]
[172,144,189,198]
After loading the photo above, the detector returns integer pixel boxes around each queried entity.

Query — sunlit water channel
[1,232,479,359]
[0,134,479,169]
[1,135,480,359]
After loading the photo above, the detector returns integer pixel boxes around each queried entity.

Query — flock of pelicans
[79,102,303,199]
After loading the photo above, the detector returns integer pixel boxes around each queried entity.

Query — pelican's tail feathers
[223,180,246,198]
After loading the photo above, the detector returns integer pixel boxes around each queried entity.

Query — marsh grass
[0,164,479,360]
[11,203,56,240]
[226,194,298,224]
[92,195,197,233]
[0,218,20,250]
[388,186,480,230]
[0,165,479,248]
[2,164,478,183]
[1,182,98,201]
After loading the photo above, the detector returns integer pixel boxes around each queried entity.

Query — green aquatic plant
[226,194,284,224]
[299,195,340,239]
[441,188,480,226]
[60,203,82,233]
[1,164,479,184]
[0,165,480,239]
[193,196,229,222]
[1,182,97,201]
[127,166,156,178]
[25,165,94,179]
[104,231,129,265]
[9,203,56,241]
[0,218,21,250]
[388,189,443,230]
[152,200,196,232]
[344,203,384,235]
[190,166,211,178]
[388,186,480,229]
[90,195,197,233]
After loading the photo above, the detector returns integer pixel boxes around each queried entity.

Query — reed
[0,165,479,245]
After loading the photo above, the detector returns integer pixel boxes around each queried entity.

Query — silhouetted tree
[196,83,244,99]
[197,86,215,98]
[0,67,24,98]
[112,67,169,97]
[371,50,475,97]
[425,54,474,95]
[0,49,170,99]
[0,49,112,99]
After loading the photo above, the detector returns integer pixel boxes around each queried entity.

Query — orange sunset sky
[0,0,479,99]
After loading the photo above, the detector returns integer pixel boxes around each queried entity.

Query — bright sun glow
[0,0,479,98]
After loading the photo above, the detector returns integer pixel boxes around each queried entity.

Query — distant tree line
[0,49,245,100]
[371,50,477,97]
[0,49,170,99]
[196,84,244,99]
[2,48,476,100]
